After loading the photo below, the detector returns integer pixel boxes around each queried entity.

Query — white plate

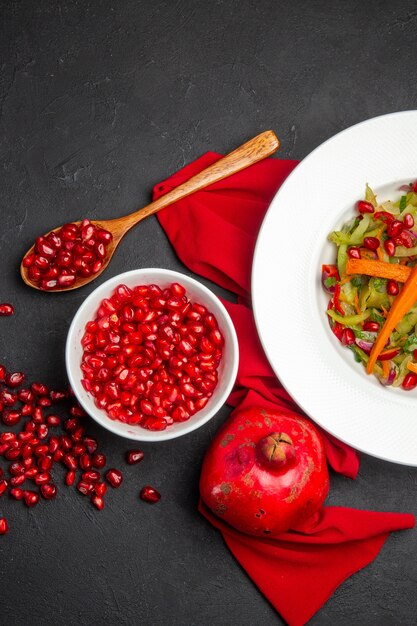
[252,111,417,466]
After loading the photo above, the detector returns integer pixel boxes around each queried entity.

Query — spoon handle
[117,130,280,231]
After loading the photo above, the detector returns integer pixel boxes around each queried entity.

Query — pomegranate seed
[37,424,48,439]
[84,437,98,454]
[91,495,104,510]
[41,483,57,499]
[53,449,64,462]
[10,488,24,500]
[3,410,21,426]
[25,467,38,479]
[94,482,107,496]
[23,253,35,267]
[91,453,106,468]
[63,454,77,470]
[126,450,144,465]
[50,390,67,402]
[402,372,417,391]
[0,304,14,316]
[32,382,49,396]
[79,454,91,470]
[5,372,25,388]
[72,443,86,457]
[363,237,380,250]
[5,447,21,461]
[37,396,52,407]
[356,200,374,214]
[394,230,414,248]
[0,479,8,496]
[47,414,61,426]
[404,213,414,229]
[2,390,17,405]
[38,456,52,471]
[82,470,100,482]
[363,321,380,332]
[1,432,15,443]
[387,280,399,296]
[24,490,39,507]
[35,472,51,485]
[105,468,123,488]
[70,405,85,418]
[387,220,403,238]
[65,470,76,486]
[60,435,72,451]
[77,480,94,496]
[140,486,161,504]
[10,474,25,486]
[384,239,396,257]
[341,328,355,346]
[0,518,8,534]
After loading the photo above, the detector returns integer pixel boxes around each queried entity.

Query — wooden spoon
[21,130,280,291]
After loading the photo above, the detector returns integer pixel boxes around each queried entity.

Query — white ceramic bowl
[66,268,239,441]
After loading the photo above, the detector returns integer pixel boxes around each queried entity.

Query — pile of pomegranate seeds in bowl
[79,282,225,431]
[22,219,112,290]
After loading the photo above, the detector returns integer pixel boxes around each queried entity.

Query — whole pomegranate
[200,406,329,537]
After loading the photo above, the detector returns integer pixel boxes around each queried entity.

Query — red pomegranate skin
[200,406,329,537]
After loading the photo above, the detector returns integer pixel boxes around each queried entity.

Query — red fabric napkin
[153,153,415,625]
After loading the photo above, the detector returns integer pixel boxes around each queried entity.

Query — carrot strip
[380,305,389,318]
[338,275,351,285]
[376,246,385,262]
[354,292,361,315]
[346,258,411,283]
[381,360,390,379]
[407,362,417,374]
[367,264,417,374]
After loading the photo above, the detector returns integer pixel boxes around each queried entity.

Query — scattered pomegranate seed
[91,495,104,510]
[23,490,40,507]
[10,488,24,500]
[0,518,8,534]
[65,470,76,486]
[92,452,106,468]
[0,304,14,316]
[5,372,25,388]
[41,483,57,499]
[140,486,161,504]
[94,482,107,496]
[77,480,94,496]
[126,450,144,465]
[105,468,123,488]
[404,213,415,229]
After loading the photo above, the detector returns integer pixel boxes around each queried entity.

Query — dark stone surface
[1,1,417,624]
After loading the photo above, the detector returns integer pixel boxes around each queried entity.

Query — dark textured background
[1,1,417,624]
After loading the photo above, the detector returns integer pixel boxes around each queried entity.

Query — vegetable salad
[323,181,417,390]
